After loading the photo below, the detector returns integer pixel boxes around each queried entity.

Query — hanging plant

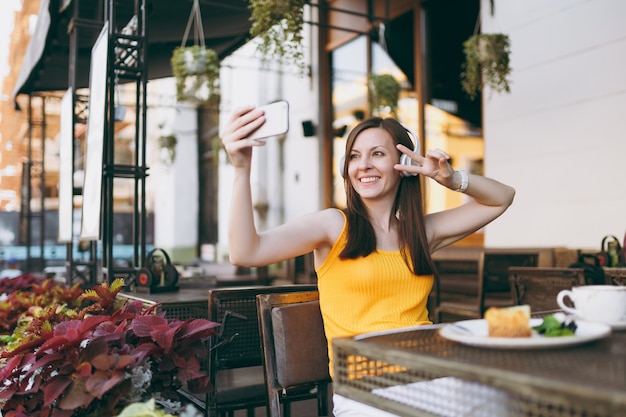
[248,0,306,74]
[461,33,512,100]
[171,45,220,104]
[368,73,401,117]
[158,134,177,165]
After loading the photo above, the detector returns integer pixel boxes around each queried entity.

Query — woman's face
[347,127,402,202]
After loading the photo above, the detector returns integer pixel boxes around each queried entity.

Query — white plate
[439,318,612,349]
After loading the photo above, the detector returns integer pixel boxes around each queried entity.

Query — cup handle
[556,289,578,316]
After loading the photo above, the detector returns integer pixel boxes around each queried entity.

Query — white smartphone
[248,100,289,141]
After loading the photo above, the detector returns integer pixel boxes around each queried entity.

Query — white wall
[482,0,626,249]
[217,32,320,261]
[153,102,199,256]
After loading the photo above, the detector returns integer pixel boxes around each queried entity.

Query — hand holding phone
[248,100,289,141]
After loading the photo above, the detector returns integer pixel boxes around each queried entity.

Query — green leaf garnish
[532,314,577,337]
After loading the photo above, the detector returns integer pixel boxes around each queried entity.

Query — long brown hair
[339,117,434,275]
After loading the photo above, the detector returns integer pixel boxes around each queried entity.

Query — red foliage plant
[0,276,84,334]
[0,279,219,417]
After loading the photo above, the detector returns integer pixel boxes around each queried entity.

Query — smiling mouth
[360,176,380,183]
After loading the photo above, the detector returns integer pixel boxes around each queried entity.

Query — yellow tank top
[316,210,433,377]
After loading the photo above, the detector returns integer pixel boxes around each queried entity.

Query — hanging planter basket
[248,0,306,74]
[461,33,512,100]
[171,45,220,104]
[170,0,220,104]
[368,73,401,117]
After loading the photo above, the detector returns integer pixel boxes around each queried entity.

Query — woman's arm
[220,106,341,266]
[426,173,515,252]
[397,146,515,252]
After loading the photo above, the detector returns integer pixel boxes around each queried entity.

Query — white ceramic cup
[557,285,626,323]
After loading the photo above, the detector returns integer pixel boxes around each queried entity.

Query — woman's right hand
[220,105,267,168]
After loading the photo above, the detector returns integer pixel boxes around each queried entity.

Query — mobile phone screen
[248,100,289,140]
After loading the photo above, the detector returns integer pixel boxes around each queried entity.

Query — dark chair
[257,291,331,417]
[603,267,626,286]
[509,267,586,312]
[286,252,317,284]
[180,284,316,417]
[435,251,539,322]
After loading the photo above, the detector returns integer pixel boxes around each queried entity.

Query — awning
[13,0,252,101]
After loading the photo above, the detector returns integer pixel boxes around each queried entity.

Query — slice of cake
[484,305,531,338]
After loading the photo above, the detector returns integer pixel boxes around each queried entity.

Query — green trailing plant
[248,0,306,74]
[368,73,402,117]
[170,45,220,103]
[461,33,512,100]
[158,134,178,165]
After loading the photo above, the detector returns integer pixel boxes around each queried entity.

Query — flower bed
[0,276,218,416]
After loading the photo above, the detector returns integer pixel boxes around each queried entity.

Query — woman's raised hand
[397,145,457,187]
[220,105,267,167]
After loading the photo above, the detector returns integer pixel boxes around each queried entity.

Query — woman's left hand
[396,145,457,188]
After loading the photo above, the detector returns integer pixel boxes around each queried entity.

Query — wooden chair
[603,267,626,286]
[434,251,539,322]
[286,252,317,284]
[179,284,316,417]
[257,291,331,417]
[509,267,587,312]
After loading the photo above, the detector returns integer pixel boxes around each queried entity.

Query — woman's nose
[358,156,371,170]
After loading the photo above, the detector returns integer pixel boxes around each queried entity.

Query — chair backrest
[509,267,586,312]
[208,285,317,371]
[257,290,331,417]
[478,252,539,309]
[603,267,626,286]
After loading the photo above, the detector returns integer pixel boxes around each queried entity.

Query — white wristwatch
[454,170,469,192]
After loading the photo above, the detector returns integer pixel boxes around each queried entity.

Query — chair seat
[214,366,267,405]
[178,367,267,411]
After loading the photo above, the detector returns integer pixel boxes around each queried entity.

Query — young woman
[220,105,515,416]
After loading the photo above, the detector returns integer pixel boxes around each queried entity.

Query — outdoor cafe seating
[330,262,626,416]
[113,258,625,417]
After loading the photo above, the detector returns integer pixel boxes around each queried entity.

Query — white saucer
[578,318,626,330]
[554,312,626,331]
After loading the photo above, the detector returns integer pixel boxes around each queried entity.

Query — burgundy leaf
[58,378,94,410]
[43,375,72,407]
[32,350,64,370]
[50,408,74,417]
[151,326,177,352]
[79,315,112,332]
[0,384,18,402]
[129,315,169,337]
[186,374,212,393]
[85,370,125,398]
[177,319,220,340]
[115,354,136,369]
[75,362,92,377]
[0,355,24,377]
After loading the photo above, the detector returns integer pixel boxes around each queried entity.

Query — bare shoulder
[304,207,345,242]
